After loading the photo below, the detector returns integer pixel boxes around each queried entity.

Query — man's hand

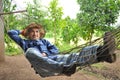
[42,53,47,57]
[21,30,26,36]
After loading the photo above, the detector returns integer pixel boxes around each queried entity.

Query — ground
[0,50,120,80]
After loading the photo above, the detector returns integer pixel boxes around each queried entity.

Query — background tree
[61,17,80,46]
[77,0,120,44]
[0,0,5,61]
[3,0,22,55]
[24,0,47,26]
[47,0,63,45]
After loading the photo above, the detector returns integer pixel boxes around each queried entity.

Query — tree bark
[0,0,5,62]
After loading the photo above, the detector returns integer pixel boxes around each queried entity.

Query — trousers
[25,45,99,77]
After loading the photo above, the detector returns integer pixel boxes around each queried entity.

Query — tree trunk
[0,0,5,62]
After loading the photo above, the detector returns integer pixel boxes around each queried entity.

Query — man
[8,22,116,77]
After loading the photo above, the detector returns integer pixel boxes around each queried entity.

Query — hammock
[25,27,119,77]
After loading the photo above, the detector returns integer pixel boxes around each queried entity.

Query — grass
[5,47,23,56]
[91,63,106,69]
[79,63,110,80]
[81,69,108,80]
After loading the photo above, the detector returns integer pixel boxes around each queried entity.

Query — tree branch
[0,10,27,15]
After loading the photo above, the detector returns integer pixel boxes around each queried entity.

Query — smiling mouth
[33,36,37,37]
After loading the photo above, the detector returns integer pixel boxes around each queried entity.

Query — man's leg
[25,48,64,77]
[55,54,77,76]
[62,45,98,76]
[62,32,117,76]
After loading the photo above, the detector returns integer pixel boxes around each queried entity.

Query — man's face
[28,28,40,40]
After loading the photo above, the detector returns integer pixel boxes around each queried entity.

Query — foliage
[4,0,120,55]
[77,0,120,43]
[5,43,23,56]
[47,0,63,45]
[57,41,76,53]
[3,0,22,55]
[61,17,81,46]
[24,0,47,25]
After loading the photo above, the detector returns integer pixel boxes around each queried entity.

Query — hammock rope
[60,27,120,73]
[60,27,120,55]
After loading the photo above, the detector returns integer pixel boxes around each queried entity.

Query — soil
[0,50,120,80]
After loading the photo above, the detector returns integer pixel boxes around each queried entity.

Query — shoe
[62,63,76,76]
[97,32,116,63]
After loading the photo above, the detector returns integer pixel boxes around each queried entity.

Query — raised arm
[7,30,25,51]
